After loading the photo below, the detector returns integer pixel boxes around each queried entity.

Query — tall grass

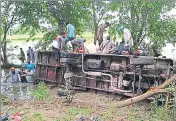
[31,82,49,101]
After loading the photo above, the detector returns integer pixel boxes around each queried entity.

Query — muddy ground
[2,88,171,121]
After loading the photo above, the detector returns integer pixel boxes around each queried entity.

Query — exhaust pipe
[81,54,131,93]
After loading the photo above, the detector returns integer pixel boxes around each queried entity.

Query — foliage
[1,1,44,65]
[149,20,176,48]
[31,82,49,101]
[32,112,45,121]
[91,1,110,44]
[16,1,92,50]
[149,86,176,121]
[1,1,176,59]
[91,1,110,28]
[150,99,169,121]
[1,1,92,55]
[0,94,10,105]
[107,1,176,51]
[1,1,18,65]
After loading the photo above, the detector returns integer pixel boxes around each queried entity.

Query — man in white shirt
[119,26,134,47]
[21,68,34,83]
[52,32,66,65]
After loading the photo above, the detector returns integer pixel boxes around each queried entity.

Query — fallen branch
[155,75,176,89]
[116,75,176,108]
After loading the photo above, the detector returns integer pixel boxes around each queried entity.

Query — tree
[91,1,109,44]
[22,1,92,50]
[107,1,176,52]
[1,1,92,63]
[1,1,21,66]
[1,1,43,66]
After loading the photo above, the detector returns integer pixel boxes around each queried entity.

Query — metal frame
[34,51,174,97]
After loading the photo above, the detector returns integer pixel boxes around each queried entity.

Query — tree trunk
[130,2,136,43]
[1,53,5,65]
[1,24,9,66]
[58,21,61,33]
[1,48,8,66]
[115,75,176,108]
[3,41,8,66]
[92,1,97,45]
[116,89,169,108]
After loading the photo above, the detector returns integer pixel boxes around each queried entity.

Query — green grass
[10,38,42,41]
[7,33,43,42]
[7,31,120,44]
[31,82,49,101]
[57,107,92,121]
[7,32,95,42]
[7,32,94,42]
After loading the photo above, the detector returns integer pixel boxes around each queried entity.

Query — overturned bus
[34,51,174,97]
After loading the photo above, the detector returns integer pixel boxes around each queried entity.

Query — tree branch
[116,75,176,108]
[136,8,148,44]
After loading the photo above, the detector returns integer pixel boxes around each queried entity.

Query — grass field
[6,32,95,43]
[6,31,121,44]
[7,33,43,42]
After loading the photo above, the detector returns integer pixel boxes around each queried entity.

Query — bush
[31,82,49,101]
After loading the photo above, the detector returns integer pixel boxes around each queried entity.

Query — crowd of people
[6,47,35,83]
[96,23,134,55]
[51,22,135,64]
[19,47,35,64]
[7,22,134,83]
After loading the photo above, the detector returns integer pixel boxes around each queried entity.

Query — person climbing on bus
[65,22,76,52]
[119,25,134,47]
[52,32,66,65]
[71,38,89,53]
[98,36,115,54]
[65,22,76,42]
[97,22,110,46]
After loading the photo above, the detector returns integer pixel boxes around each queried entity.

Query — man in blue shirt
[115,40,131,55]
[65,22,76,43]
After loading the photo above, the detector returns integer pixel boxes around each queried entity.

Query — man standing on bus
[97,22,110,46]
[119,25,134,47]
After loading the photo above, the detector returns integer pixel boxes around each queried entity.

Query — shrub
[31,82,49,101]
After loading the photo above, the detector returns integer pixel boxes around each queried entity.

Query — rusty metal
[34,51,174,98]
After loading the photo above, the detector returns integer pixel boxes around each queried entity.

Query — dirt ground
[2,88,154,121]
